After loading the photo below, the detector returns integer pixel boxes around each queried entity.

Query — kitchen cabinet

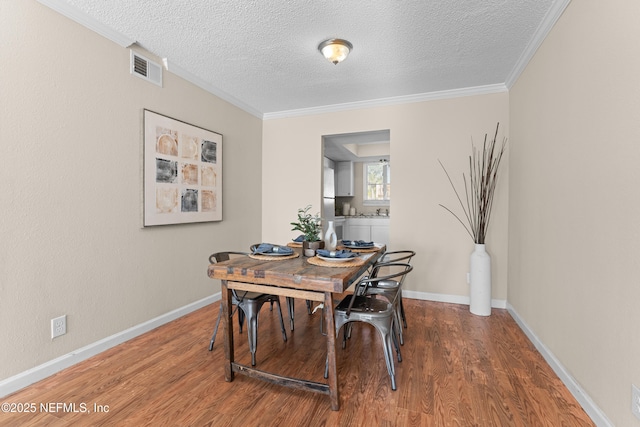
[335,161,354,197]
[344,217,390,245]
[348,223,370,241]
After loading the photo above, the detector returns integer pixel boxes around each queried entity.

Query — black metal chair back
[345,263,413,316]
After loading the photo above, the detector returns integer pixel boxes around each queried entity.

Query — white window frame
[363,162,390,206]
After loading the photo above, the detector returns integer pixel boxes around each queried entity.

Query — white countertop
[345,215,390,219]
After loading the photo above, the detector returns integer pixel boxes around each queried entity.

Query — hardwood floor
[1,299,594,426]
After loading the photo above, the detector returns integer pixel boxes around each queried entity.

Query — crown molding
[37,0,263,119]
[37,0,134,48]
[505,0,571,88]
[38,0,565,121]
[263,84,508,120]
[162,60,263,119]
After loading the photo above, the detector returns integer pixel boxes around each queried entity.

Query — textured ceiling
[50,0,558,117]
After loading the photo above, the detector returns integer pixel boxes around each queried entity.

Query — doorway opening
[321,130,391,245]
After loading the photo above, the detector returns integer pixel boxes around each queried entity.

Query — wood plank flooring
[1,299,594,426]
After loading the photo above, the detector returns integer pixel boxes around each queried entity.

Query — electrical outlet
[51,315,66,339]
[632,384,640,420]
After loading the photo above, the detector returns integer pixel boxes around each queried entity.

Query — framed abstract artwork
[143,110,222,226]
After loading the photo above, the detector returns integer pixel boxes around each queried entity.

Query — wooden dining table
[207,245,385,411]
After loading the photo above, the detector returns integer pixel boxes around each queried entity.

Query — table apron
[227,281,325,302]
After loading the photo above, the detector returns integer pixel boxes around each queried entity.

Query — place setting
[286,235,304,248]
[337,239,380,253]
[306,248,365,267]
[249,243,299,260]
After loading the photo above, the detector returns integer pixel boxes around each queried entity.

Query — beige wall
[0,1,262,379]
[9,1,634,423]
[262,94,509,301]
[509,0,640,425]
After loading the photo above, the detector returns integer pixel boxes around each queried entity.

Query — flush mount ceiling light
[318,38,353,65]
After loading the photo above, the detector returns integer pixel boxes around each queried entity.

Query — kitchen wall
[509,0,640,425]
[0,1,262,382]
[262,93,509,303]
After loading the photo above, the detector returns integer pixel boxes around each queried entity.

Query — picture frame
[143,109,222,226]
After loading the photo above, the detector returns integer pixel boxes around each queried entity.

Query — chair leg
[240,298,288,366]
[275,298,288,342]
[391,317,402,363]
[245,309,259,366]
[341,323,352,349]
[400,291,407,329]
[286,297,295,331]
[395,300,404,346]
[327,322,345,378]
[319,305,326,335]
[323,322,351,379]
[306,299,313,315]
[379,328,397,391]
[241,301,263,366]
[208,304,223,351]
[342,328,347,349]
[338,322,353,349]
[324,355,329,379]
[331,318,397,390]
[237,309,245,334]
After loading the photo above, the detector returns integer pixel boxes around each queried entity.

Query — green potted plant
[291,205,324,255]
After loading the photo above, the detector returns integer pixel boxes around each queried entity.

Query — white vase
[324,221,337,251]
[469,243,491,316]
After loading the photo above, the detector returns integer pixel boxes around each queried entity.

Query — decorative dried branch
[439,123,507,244]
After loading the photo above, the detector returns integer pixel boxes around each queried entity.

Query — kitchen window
[363,162,390,205]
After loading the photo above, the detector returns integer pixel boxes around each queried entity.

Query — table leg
[324,292,339,410]
[221,280,234,381]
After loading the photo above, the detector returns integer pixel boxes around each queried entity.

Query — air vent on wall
[130,50,162,87]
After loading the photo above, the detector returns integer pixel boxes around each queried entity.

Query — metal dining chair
[208,251,287,366]
[249,243,313,332]
[366,250,416,344]
[324,263,413,391]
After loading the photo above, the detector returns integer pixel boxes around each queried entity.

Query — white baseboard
[506,303,613,427]
[403,291,609,426]
[403,289,507,309]
[0,294,219,398]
